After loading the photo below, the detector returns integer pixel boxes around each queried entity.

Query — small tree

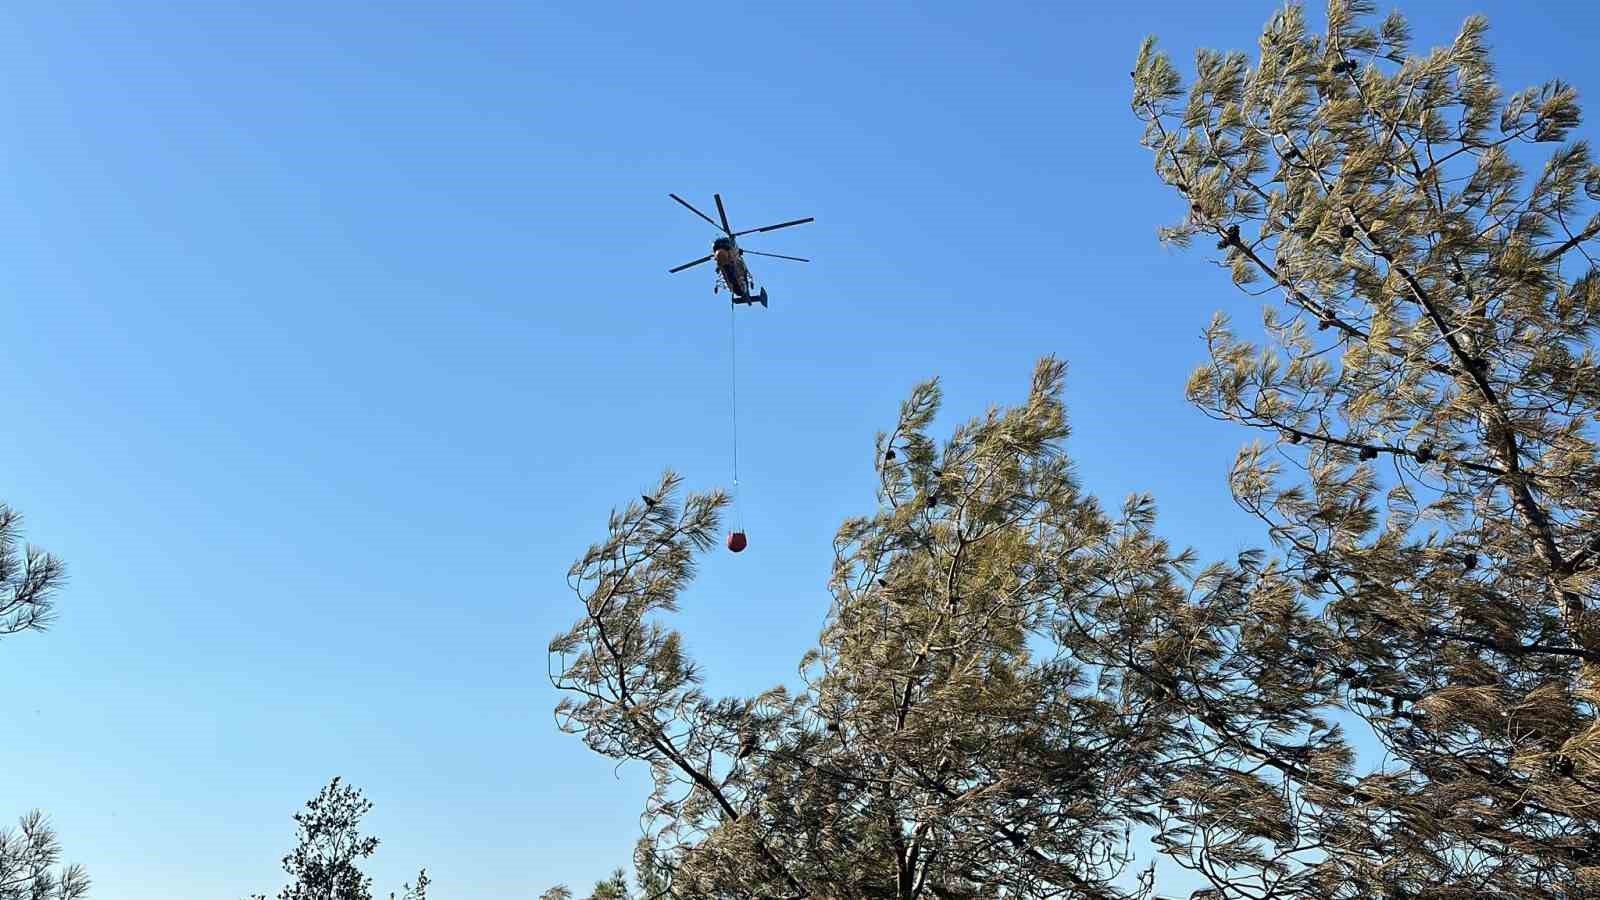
[1,506,88,900]
[249,778,426,900]
[537,873,628,900]
[1134,1,1600,895]
[277,777,378,900]
[587,869,630,900]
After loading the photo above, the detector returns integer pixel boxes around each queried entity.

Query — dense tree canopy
[1133,0,1600,894]
[553,2,1600,898]
[553,360,1218,898]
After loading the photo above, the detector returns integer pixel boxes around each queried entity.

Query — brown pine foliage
[1134,1,1600,895]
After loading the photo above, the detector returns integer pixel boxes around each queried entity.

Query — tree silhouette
[247,778,427,900]
[0,506,88,900]
[1,505,67,639]
[0,811,89,900]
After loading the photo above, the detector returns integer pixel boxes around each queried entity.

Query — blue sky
[2,1,1597,897]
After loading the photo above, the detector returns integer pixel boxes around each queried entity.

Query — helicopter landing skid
[732,289,768,308]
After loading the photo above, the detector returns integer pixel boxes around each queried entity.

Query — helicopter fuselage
[713,243,754,298]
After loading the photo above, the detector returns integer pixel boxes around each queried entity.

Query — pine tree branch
[1367,609,1600,665]
[1341,206,1581,631]
[1538,219,1600,265]
[569,504,807,898]
[1567,541,1599,575]
[1269,425,1509,478]
[1324,64,1592,637]
[1139,103,1465,381]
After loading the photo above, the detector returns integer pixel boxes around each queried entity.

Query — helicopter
[668,193,813,307]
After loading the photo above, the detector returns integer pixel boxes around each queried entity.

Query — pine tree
[587,869,631,900]
[1,504,67,641]
[0,811,89,900]
[550,360,1198,898]
[632,840,670,900]
[537,870,631,900]
[1,506,89,900]
[1133,1,1600,895]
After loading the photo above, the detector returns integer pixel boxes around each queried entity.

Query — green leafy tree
[1,506,89,900]
[1134,1,1600,895]
[248,778,427,900]
[551,360,1208,898]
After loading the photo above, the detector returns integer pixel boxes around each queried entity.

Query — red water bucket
[726,531,748,553]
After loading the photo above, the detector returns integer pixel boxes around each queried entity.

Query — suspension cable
[729,300,741,523]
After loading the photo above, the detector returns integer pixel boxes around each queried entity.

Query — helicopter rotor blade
[741,250,810,263]
[732,216,815,237]
[669,254,714,274]
[669,194,726,233]
[714,193,732,234]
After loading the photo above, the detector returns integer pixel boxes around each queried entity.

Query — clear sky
[3,1,1598,897]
